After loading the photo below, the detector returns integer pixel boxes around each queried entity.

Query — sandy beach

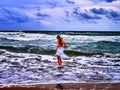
[1,83,120,90]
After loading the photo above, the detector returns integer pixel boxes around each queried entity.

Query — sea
[0,31,120,87]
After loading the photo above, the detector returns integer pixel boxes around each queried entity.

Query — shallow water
[0,49,120,86]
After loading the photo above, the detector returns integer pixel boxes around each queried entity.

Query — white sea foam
[0,49,120,86]
[0,32,120,43]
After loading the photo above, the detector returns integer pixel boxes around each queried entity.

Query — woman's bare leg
[57,55,62,65]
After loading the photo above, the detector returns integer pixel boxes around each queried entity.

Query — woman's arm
[56,40,60,51]
[63,40,67,48]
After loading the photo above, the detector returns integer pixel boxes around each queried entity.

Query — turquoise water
[0,31,120,55]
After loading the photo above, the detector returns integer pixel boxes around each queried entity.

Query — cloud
[0,7,50,30]
[72,7,102,23]
[92,0,117,3]
[66,0,75,4]
[36,13,51,20]
[105,0,116,3]
[108,10,120,18]
[1,8,29,23]
[90,8,108,14]
[90,8,120,22]
[79,13,101,20]
[107,10,120,21]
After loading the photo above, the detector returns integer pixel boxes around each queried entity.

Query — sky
[0,0,120,31]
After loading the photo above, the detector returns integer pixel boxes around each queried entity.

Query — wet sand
[0,83,120,90]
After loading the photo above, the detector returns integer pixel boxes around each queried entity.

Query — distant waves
[0,32,120,54]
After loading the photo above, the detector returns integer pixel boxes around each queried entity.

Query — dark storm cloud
[107,10,120,21]
[46,1,57,7]
[93,0,117,3]
[105,0,116,3]
[90,8,120,21]
[72,6,120,24]
[2,8,29,23]
[73,7,102,22]
[90,8,108,15]
[79,13,101,19]
[36,13,51,20]
[66,0,75,4]
[109,10,120,18]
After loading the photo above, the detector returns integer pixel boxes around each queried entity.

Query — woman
[56,35,67,67]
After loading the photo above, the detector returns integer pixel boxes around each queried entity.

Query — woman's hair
[56,35,62,40]
[56,35,64,46]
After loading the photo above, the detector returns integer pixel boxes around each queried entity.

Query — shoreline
[0,82,120,90]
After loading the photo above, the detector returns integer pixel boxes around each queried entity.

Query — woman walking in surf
[56,35,67,67]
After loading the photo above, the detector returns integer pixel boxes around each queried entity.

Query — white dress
[56,47,69,59]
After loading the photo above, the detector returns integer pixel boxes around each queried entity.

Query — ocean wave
[0,32,56,41]
[92,41,120,53]
[0,32,120,54]
[0,45,46,54]
[96,40,120,44]
[0,45,106,57]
